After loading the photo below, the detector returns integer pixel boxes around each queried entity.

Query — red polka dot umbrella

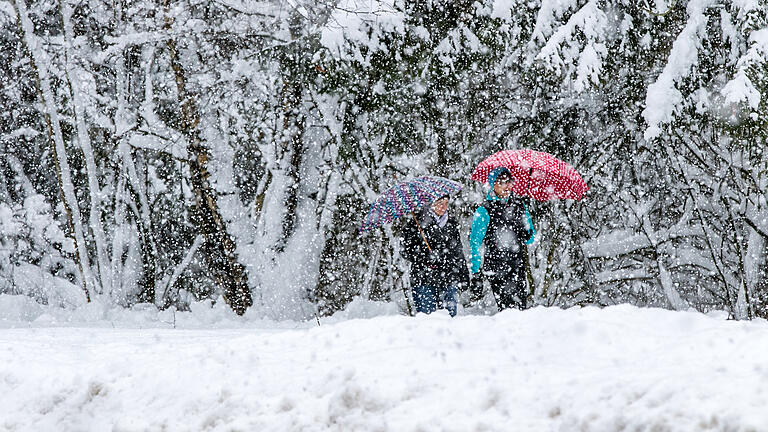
[471,149,588,201]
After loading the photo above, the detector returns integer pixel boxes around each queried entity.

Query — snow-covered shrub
[0,195,83,307]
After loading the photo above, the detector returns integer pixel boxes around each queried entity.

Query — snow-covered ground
[2,298,768,432]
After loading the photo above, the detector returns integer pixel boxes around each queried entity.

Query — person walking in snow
[469,167,535,311]
[399,195,470,317]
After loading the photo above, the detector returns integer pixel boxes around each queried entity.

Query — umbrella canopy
[360,176,463,232]
[471,149,588,201]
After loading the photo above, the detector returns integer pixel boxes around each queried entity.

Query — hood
[487,167,512,200]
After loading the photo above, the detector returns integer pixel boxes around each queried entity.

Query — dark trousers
[487,265,527,311]
[412,285,458,317]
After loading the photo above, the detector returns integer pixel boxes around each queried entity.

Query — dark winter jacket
[470,197,534,279]
[399,209,470,290]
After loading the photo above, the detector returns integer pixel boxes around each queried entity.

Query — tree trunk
[164,26,252,315]
[272,13,308,253]
[110,43,130,299]
[60,1,111,293]
[13,0,92,302]
[275,76,305,253]
[124,148,157,304]
[434,126,448,177]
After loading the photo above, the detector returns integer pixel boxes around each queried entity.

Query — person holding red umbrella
[468,149,588,311]
[469,167,536,311]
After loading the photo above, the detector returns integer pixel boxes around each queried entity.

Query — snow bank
[2,304,767,431]
[0,294,397,329]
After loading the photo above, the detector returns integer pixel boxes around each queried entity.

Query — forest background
[0,0,766,320]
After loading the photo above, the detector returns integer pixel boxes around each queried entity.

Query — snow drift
[1,301,767,431]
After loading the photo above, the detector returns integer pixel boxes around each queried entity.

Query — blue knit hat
[487,167,512,190]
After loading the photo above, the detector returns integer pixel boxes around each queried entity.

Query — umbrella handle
[411,212,432,253]
[527,167,533,197]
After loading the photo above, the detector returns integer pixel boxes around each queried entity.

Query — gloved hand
[426,251,440,268]
[469,273,484,303]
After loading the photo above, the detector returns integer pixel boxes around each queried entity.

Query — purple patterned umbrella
[360,176,463,232]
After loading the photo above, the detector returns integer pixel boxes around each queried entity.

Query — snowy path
[2,305,768,431]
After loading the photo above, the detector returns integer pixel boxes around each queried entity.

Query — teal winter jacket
[469,194,535,274]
